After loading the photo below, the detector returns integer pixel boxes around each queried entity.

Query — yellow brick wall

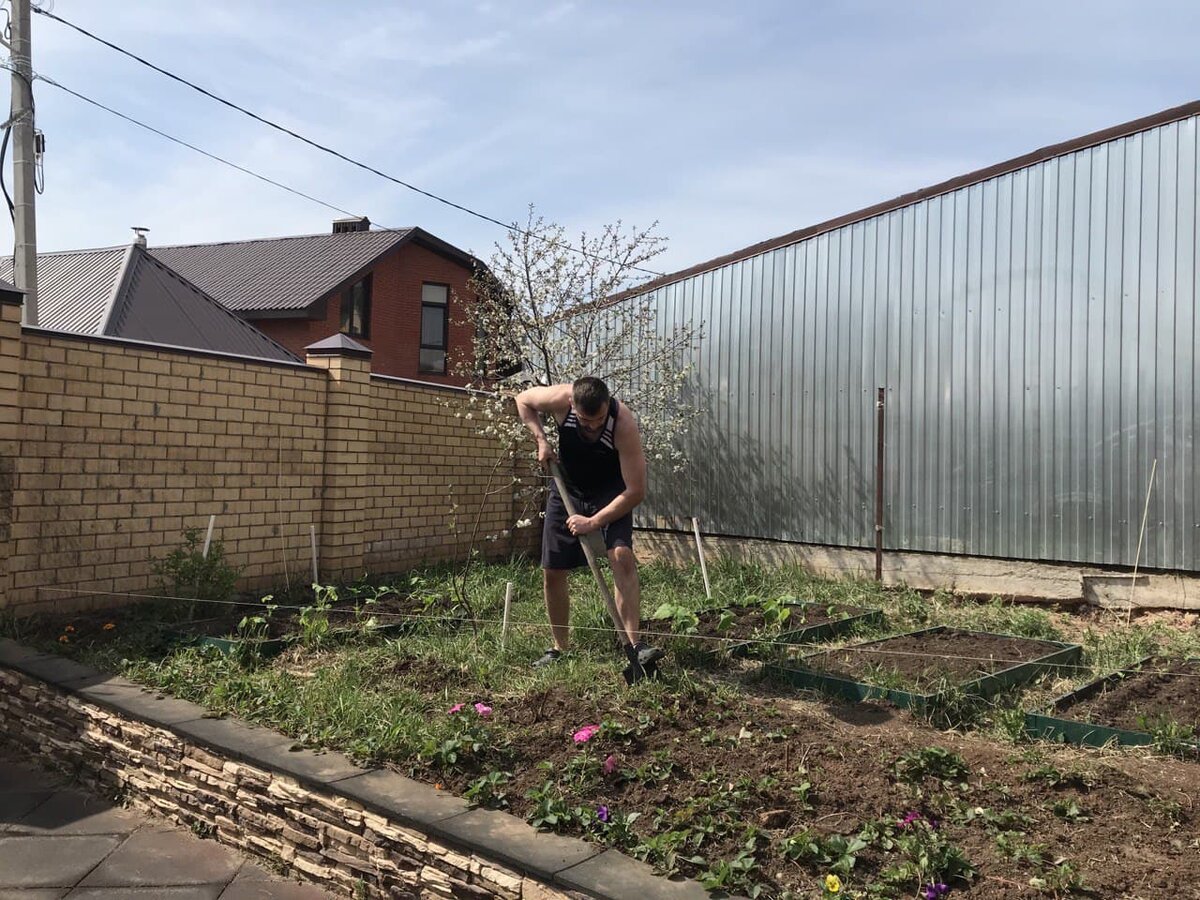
[0,297,22,598]
[1,329,535,615]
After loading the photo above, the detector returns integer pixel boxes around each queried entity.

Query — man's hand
[537,441,559,470]
[567,514,599,536]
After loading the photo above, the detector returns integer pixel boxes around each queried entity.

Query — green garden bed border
[1023,656,1200,750]
[725,601,884,658]
[764,626,1082,710]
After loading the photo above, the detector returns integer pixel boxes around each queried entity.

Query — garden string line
[31,586,1200,682]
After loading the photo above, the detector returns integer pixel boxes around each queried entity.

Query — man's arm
[578,408,647,530]
[514,384,572,468]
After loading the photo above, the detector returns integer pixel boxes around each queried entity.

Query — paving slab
[0,791,53,828]
[0,763,66,795]
[219,868,330,900]
[78,827,243,888]
[557,849,714,899]
[170,717,295,764]
[7,654,99,688]
[248,744,367,787]
[431,808,598,880]
[0,834,124,888]
[0,890,68,900]
[332,768,468,828]
[65,888,224,899]
[5,790,143,835]
[68,679,208,727]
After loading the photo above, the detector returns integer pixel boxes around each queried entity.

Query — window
[419,282,449,374]
[340,274,372,338]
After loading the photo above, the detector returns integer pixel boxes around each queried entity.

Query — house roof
[2,245,298,362]
[151,226,480,314]
[612,97,1200,303]
[0,246,127,332]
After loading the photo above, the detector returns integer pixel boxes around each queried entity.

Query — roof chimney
[332,216,370,234]
[131,226,149,247]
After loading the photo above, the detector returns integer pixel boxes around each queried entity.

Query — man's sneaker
[633,642,665,668]
[532,648,563,668]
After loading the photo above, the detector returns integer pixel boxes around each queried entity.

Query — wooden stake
[201,514,216,559]
[692,517,712,601]
[310,525,319,586]
[1127,458,1158,622]
[501,581,513,650]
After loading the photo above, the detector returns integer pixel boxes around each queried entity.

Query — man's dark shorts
[541,483,633,569]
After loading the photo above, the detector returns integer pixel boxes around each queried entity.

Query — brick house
[152,219,482,384]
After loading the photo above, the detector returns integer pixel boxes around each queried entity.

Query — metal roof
[613,97,1200,304]
[3,244,297,362]
[106,247,298,361]
[0,246,126,332]
[150,228,416,313]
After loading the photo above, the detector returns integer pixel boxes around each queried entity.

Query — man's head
[572,376,611,437]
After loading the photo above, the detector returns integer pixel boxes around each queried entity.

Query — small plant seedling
[464,770,511,808]
[893,747,971,789]
[651,602,700,634]
[1050,799,1089,823]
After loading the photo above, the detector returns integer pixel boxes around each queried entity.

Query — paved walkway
[0,753,335,899]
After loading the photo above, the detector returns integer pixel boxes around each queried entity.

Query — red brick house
[152,219,481,384]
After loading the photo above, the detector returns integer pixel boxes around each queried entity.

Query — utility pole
[9,0,36,324]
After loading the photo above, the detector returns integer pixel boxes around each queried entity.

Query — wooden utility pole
[9,0,37,323]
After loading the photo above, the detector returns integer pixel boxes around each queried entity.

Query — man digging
[516,376,664,671]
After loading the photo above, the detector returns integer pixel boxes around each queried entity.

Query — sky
[11,0,1200,282]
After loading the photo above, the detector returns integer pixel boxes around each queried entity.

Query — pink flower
[572,724,601,744]
[603,754,617,775]
[474,702,493,717]
[448,703,465,715]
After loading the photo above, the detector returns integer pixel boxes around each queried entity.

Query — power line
[35,73,373,226]
[33,7,666,278]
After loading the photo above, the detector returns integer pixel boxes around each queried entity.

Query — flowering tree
[453,207,699,469]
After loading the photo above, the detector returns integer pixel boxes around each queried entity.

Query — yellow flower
[825,874,842,894]
[58,635,69,644]
[103,623,116,631]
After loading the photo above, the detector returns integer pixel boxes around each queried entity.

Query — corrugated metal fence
[632,114,1199,571]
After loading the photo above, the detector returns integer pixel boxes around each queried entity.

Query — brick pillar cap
[0,278,25,306]
[305,333,372,360]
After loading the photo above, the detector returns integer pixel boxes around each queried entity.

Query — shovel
[548,460,659,684]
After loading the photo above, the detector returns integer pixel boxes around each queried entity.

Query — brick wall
[251,241,475,386]
[0,295,21,597]
[0,311,536,615]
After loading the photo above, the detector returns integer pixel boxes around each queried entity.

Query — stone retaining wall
[0,641,701,899]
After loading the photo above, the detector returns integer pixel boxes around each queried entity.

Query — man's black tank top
[556,398,624,496]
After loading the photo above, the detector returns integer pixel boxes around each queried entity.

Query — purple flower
[596,805,610,823]
[899,811,922,828]
[921,884,949,900]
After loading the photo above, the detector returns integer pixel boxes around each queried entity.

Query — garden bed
[9,560,1200,899]
[650,599,882,658]
[169,592,452,657]
[1025,657,1200,751]
[766,627,1082,709]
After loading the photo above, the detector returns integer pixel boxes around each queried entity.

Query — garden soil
[807,630,1068,689]
[400,657,1198,900]
[1065,658,1200,733]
